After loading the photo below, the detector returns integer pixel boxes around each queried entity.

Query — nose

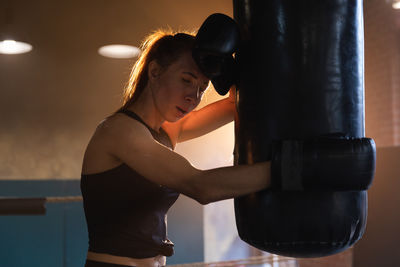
[184,87,201,105]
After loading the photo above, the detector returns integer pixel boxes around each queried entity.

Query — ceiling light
[0,39,32,55]
[393,0,400,9]
[1,3,33,55]
[98,44,140,59]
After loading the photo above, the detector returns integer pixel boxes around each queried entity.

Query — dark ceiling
[1,0,233,53]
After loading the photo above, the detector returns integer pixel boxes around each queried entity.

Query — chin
[168,118,180,123]
[170,113,188,122]
[165,115,182,123]
[165,108,190,122]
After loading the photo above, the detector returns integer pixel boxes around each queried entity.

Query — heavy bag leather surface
[233,0,368,257]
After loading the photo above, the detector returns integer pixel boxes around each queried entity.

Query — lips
[176,106,188,116]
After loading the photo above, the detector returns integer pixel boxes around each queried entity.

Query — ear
[148,60,161,80]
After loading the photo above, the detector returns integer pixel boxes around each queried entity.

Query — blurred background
[0,0,399,266]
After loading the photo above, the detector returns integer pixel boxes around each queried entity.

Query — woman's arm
[104,115,270,205]
[163,88,236,144]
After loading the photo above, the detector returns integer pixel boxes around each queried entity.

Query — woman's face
[150,51,210,122]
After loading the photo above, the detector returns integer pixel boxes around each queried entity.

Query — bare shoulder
[95,113,148,138]
[82,113,153,174]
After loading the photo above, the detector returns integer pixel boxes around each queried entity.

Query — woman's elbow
[181,176,214,205]
[184,184,213,205]
[194,193,213,205]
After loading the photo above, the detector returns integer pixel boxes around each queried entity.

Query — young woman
[81,30,271,267]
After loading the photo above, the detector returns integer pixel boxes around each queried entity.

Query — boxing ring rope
[0,196,83,215]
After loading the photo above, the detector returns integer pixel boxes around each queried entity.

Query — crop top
[80,109,179,258]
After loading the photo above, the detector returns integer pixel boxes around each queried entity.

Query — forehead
[169,52,208,81]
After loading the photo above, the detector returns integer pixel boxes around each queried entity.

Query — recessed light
[393,1,400,9]
[98,44,140,59]
[0,39,33,55]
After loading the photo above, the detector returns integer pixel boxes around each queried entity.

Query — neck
[126,86,164,132]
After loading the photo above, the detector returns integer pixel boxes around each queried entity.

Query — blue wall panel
[0,209,64,267]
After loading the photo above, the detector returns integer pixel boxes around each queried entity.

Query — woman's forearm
[189,161,271,204]
[179,97,236,142]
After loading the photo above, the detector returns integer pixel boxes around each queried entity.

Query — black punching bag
[233,0,369,257]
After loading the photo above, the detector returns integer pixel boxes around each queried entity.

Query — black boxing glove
[193,13,240,95]
[270,134,376,191]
